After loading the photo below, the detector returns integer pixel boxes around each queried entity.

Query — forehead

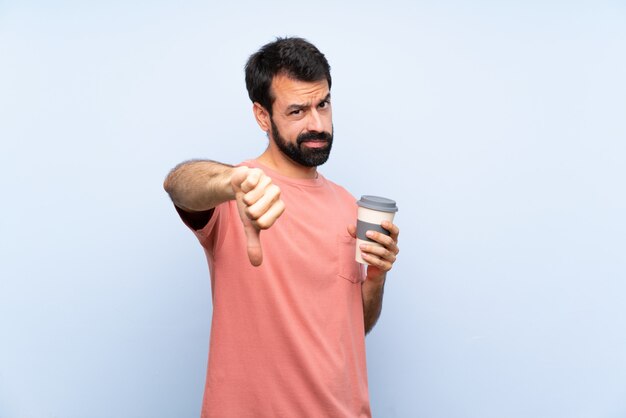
[270,74,329,107]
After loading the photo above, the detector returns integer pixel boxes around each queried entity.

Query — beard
[270,118,333,167]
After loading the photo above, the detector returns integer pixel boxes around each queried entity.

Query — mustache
[297,131,333,145]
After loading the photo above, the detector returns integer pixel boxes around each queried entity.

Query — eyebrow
[286,93,331,113]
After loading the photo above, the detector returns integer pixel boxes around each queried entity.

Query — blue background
[1,1,625,417]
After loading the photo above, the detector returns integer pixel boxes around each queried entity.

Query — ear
[253,102,271,133]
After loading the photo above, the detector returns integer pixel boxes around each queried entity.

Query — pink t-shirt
[192,160,370,418]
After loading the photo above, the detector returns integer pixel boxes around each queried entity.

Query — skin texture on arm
[348,220,400,334]
[164,160,285,266]
[163,160,235,212]
[362,273,386,334]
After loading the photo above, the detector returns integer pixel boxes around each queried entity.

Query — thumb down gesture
[230,166,285,266]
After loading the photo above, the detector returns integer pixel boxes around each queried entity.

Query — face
[267,75,334,167]
[270,119,333,167]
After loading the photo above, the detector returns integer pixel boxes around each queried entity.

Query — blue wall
[1,1,625,417]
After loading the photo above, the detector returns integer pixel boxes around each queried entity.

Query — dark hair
[245,37,332,115]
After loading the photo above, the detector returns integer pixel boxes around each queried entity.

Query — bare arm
[163,159,285,266]
[348,220,400,334]
[362,274,386,334]
[163,160,235,212]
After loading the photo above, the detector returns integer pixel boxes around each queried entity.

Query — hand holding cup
[355,196,399,265]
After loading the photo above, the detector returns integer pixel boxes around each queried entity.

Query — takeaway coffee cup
[356,195,398,265]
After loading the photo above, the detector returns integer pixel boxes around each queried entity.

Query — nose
[306,109,324,132]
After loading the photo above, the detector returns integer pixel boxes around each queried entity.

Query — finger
[382,220,400,241]
[253,198,285,230]
[243,224,263,266]
[365,230,399,255]
[361,251,393,272]
[239,168,262,193]
[346,224,356,239]
[360,243,397,263]
[246,184,281,221]
[243,174,272,206]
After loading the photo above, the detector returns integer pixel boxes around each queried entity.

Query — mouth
[300,140,328,149]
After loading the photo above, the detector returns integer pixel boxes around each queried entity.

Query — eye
[290,109,302,115]
[318,100,330,109]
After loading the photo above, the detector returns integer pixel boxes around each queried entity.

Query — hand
[347,220,400,282]
[230,167,285,266]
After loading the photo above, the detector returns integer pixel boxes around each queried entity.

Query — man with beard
[164,37,400,417]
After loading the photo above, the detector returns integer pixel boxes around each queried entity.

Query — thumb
[243,222,263,267]
[234,189,264,267]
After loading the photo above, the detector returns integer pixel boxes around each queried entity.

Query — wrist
[365,273,386,287]
[223,167,239,200]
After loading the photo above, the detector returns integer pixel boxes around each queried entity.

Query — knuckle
[259,174,271,188]
[245,207,260,221]
[268,184,281,197]
[276,200,286,215]
[246,169,261,184]
[243,193,255,206]
[256,217,273,230]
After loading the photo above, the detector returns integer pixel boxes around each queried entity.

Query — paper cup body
[355,196,398,265]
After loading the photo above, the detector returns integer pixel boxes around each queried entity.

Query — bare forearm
[163,160,235,211]
[362,275,386,334]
